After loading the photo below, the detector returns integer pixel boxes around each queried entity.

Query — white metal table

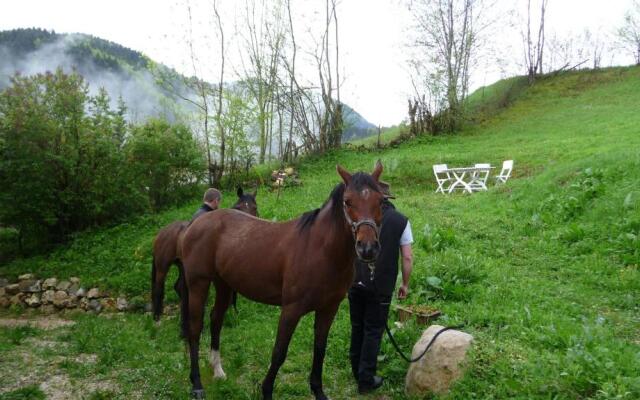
[446,166,495,193]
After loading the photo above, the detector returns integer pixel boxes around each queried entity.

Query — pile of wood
[270,167,302,189]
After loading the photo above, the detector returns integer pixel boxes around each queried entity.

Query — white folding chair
[433,164,452,194]
[495,160,513,184]
[469,163,491,191]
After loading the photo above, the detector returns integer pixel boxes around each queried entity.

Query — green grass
[1,66,640,399]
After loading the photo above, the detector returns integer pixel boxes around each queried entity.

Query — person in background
[348,181,414,394]
[190,188,222,223]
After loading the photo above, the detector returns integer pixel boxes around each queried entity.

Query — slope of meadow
[1,66,639,399]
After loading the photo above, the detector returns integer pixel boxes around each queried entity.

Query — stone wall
[0,274,130,314]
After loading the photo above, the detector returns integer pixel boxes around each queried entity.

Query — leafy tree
[0,69,143,250]
[125,119,205,210]
[617,0,640,65]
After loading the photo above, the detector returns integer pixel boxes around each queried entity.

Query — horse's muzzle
[356,240,380,263]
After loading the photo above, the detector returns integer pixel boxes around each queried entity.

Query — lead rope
[367,262,464,363]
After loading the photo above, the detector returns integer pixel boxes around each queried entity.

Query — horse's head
[337,160,384,263]
[233,186,259,217]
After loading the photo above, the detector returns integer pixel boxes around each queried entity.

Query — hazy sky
[0,0,635,126]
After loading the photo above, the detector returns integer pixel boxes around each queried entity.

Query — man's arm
[398,244,413,299]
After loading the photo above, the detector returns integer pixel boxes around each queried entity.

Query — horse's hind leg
[186,277,210,399]
[151,256,170,322]
[210,279,232,379]
[309,304,340,400]
[262,305,304,400]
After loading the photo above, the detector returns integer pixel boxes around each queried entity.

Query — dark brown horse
[179,162,385,399]
[151,187,258,321]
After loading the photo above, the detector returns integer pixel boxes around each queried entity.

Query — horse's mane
[297,172,381,232]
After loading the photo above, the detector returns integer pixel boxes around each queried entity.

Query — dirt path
[0,314,119,399]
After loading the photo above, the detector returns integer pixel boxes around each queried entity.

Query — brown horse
[150,187,258,321]
[179,162,385,399]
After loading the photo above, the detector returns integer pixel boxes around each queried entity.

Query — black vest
[353,201,408,297]
[190,203,213,224]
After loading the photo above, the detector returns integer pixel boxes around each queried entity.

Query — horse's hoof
[191,389,205,399]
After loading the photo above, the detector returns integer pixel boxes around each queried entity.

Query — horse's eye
[344,200,352,207]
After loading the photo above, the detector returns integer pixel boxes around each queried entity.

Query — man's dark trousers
[348,285,390,386]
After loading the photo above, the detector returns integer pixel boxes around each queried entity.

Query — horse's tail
[175,260,190,340]
[232,291,238,313]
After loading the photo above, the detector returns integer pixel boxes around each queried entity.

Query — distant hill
[0,28,376,139]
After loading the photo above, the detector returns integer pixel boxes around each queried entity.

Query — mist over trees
[0,69,203,252]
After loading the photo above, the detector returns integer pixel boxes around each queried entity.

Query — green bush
[125,119,204,210]
[0,69,204,254]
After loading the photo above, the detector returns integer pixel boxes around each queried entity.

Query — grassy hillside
[1,66,640,399]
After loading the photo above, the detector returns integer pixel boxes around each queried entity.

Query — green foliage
[2,66,640,399]
[0,69,203,254]
[420,223,457,252]
[0,385,46,400]
[126,119,204,210]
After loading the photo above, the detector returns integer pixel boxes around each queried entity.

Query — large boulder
[405,325,474,396]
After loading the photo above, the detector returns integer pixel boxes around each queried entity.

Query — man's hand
[398,284,409,300]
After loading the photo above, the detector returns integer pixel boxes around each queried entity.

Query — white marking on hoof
[210,349,227,379]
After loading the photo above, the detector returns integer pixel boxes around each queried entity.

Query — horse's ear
[336,164,352,185]
[237,186,244,198]
[371,159,383,182]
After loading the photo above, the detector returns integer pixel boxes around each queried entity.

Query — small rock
[41,290,55,304]
[18,273,35,281]
[87,288,101,299]
[42,278,58,289]
[56,280,71,291]
[88,299,102,313]
[25,293,41,307]
[10,293,26,306]
[53,291,70,308]
[0,287,5,297]
[67,283,80,297]
[116,297,128,312]
[0,297,10,308]
[144,303,153,313]
[76,287,87,298]
[41,304,56,314]
[0,278,8,287]
[100,298,116,312]
[284,167,295,176]
[79,297,89,310]
[19,279,41,293]
[69,277,80,284]
[5,284,20,295]
[66,296,79,309]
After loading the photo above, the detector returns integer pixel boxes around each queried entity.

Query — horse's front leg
[262,305,304,400]
[309,303,340,400]
[210,280,232,379]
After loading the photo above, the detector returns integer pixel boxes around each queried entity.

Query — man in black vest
[190,188,222,223]
[348,181,414,394]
